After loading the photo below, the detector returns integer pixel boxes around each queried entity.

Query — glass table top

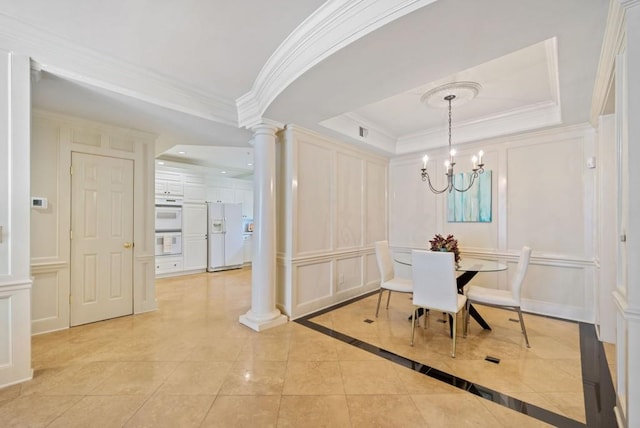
[394,253,507,272]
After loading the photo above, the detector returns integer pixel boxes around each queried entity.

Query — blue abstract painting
[447,170,492,222]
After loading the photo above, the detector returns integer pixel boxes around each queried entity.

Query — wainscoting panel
[336,255,363,293]
[296,261,333,305]
[507,137,586,255]
[336,153,363,249]
[366,161,388,245]
[296,138,333,255]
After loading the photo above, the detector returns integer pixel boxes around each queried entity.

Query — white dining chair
[410,250,466,358]
[464,246,532,348]
[374,241,413,317]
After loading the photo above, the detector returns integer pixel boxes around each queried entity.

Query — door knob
[123,242,133,248]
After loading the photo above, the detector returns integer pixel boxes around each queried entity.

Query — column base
[239,312,288,332]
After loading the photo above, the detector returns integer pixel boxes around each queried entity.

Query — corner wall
[277,125,388,319]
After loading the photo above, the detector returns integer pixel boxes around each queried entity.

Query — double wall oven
[155,198,183,256]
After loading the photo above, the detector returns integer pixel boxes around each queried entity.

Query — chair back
[375,241,394,282]
[511,246,532,302]
[411,250,458,312]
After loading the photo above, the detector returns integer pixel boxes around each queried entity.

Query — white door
[70,152,134,326]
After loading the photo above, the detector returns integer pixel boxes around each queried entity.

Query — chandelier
[420,82,486,194]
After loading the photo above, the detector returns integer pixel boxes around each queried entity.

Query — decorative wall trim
[0,13,237,126]
[278,248,375,266]
[30,261,69,274]
[590,0,626,125]
[613,290,640,321]
[237,0,436,128]
[0,279,32,292]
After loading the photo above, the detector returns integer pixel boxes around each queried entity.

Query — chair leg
[451,313,457,358]
[516,307,531,348]
[463,300,470,337]
[385,289,392,309]
[375,289,384,317]
[410,308,417,346]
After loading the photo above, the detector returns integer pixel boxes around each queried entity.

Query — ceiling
[4,0,609,172]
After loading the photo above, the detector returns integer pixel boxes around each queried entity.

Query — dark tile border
[295,292,614,427]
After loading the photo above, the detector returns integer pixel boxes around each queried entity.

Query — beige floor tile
[124,393,214,428]
[200,395,280,428]
[393,364,464,395]
[347,394,426,427]
[156,361,233,395]
[288,338,339,361]
[277,395,351,427]
[48,395,147,428]
[340,360,407,395]
[236,336,291,362]
[89,361,179,396]
[0,395,81,427]
[411,393,503,427]
[218,361,286,395]
[283,361,344,395]
[184,338,247,361]
[477,395,553,427]
[540,392,586,423]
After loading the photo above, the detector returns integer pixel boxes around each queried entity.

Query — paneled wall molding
[236,0,437,127]
[30,261,69,274]
[613,290,640,321]
[0,14,238,126]
[278,248,375,266]
[285,124,389,163]
[0,279,32,293]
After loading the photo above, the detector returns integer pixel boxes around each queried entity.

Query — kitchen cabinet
[183,182,206,203]
[155,256,183,275]
[182,203,208,271]
[243,234,253,263]
[155,179,183,196]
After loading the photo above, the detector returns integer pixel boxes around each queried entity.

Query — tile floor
[0,269,609,427]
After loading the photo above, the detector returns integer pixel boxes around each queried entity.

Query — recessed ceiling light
[158,161,165,165]
[221,171,227,174]
[178,151,186,154]
[247,163,253,166]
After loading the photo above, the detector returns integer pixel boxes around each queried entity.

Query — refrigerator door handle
[222,217,226,233]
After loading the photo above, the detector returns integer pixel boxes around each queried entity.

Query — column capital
[249,119,283,137]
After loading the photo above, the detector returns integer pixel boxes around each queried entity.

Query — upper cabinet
[155,173,183,197]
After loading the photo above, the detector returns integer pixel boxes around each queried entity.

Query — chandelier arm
[451,171,478,192]
[421,169,449,194]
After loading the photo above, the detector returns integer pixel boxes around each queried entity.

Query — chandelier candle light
[420,82,486,194]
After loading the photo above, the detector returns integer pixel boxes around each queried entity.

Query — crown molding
[319,112,397,154]
[0,12,238,127]
[396,101,563,154]
[236,0,437,128]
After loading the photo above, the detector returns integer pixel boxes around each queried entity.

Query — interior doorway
[70,152,134,326]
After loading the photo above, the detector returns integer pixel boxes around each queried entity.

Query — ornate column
[239,123,288,331]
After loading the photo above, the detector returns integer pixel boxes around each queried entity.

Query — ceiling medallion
[420,81,481,109]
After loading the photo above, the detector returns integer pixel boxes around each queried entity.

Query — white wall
[389,124,597,322]
[277,125,387,319]
[0,51,32,387]
[30,111,157,334]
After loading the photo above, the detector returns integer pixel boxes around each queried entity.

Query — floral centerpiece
[429,234,461,267]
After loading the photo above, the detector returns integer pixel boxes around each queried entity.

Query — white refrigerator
[207,202,244,271]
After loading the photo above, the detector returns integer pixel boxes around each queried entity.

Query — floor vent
[485,356,500,364]
[508,318,520,323]
[363,319,374,324]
